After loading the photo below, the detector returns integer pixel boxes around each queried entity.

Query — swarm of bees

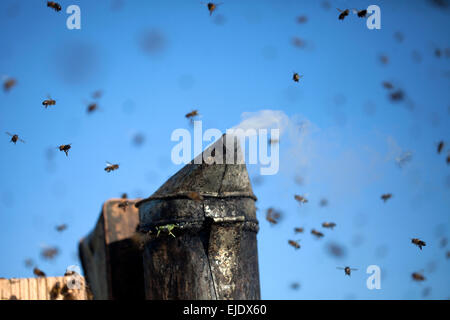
[3,77,16,92]
[33,267,46,277]
[42,96,56,108]
[311,229,324,239]
[5,132,25,144]
[187,191,204,202]
[411,238,426,250]
[292,72,303,83]
[58,144,71,156]
[266,207,282,225]
[47,1,62,12]
[288,240,301,249]
[105,162,119,172]
[322,222,336,230]
[56,224,67,232]
[381,193,392,202]
[412,272,426,282]
[337,266,358,276]
[294,194,308,204]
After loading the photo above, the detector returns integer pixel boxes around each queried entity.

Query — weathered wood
[78,198,145,300]
[137,134,261,300]
[0,276,89,300]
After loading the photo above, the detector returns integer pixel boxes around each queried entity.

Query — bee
[447,153,450,165]
[290,282,300,290]
[437,141,444,154]
[322,222,336,230]
[47,1,62,12]
[266,207,281,225]
[337,8,349,20]
[187,191,204,202]
[296,15,308,24]
[379,54,389,65]
[382,81,394,90]
[56,224,67,232]
[121,193,128,199]
[337,266,358,276]
[288,240,301,249]
[311,229,324,238]
[292,72,303,83]
[58,144,71,156]
[5,132,25,144]
[268,138,279,145]
[352,9,367,17]
[41,247,59,260]
[389,90,405,102]
[202,2,222,16]
[381,193,392,202]
[319,198,328,207]
[42,96,56,108]
[412,272,425,281]
[87,102,100,114]
[118,201,129,211]
[24,258,33,268]
[50,282,61,300]
[3,77,16,92]
[395,151,413,168]
[294,194,308,204]
[185,110,199,121]
[294,227,304,233]
[60,284,76,300]
[92,90,102,99]
[33,267,46,277]
[446,251,450,259]
[105,162,119,172]
[411,238,426,250]
[292,37,306,49]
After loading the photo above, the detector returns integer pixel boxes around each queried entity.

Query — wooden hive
[78,198,145,300]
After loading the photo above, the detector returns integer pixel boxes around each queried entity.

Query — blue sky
[0,0,449,299]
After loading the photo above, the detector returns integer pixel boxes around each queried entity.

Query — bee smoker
[136,134,261,299]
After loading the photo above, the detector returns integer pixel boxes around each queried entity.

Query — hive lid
[136,134,256,207]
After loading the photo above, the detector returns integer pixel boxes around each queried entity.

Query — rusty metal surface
[139,134,261,300]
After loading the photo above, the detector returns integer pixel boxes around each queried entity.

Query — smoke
[231,110,291,135]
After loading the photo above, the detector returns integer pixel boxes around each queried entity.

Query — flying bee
[185,109,199,124]
[337,266,358,276]
[395,151,413,168]
[92,90,102,99]
[118,201,129,211]
[87,102,100,114]
[382,81,394,90]
[446,153,450,164]
[57,144,71,156]
[296,15,308,24]
[294,227,304,233]
[294,194,308,204]
[319,198,328,207]
[379,54,389,65]
[5,132,25,144]
[33,267,46,277]
[41,247,59,260]
[352,8,367,17]
[42,96,56,108]
[105,162,119,172]
[56,224,67,232]
[411,238,426,250]
[121,193,128,199]
[3,77,16,92]
[389,90,405,102]
[311,229,324,238]
[266,207,281,225]
[412,272,425,281]
[381,193,392,202]
[437,141,444,154]
[322,222,336,230]
[202,2,222,16]
[337,8,349,20]
[187,191,204,202]
[47,1,62,12]
[288,240,301,249]
[292,72,303,83]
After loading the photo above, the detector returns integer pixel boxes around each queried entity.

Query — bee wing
[350,268,358,271]
[337,8,343,12]
[5,132,13,137]
[336,267,345,270]
[106,161,113,166]
[18,138,25,143]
